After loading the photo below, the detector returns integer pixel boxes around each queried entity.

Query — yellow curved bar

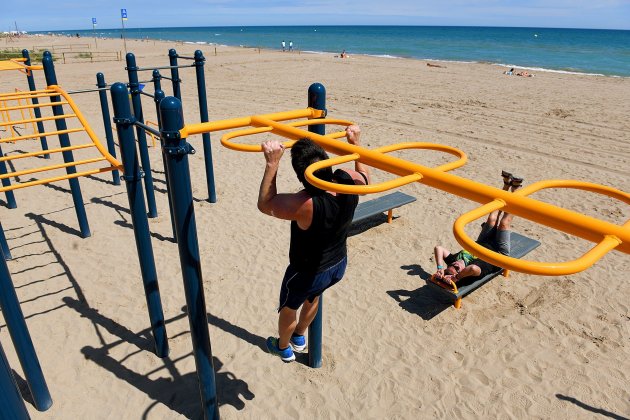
[49,85,122,168]
[221,118,353,152]
[453,200,625,275]
[371,142,467,172]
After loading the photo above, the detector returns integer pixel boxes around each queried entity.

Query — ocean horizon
[34,25,630,77]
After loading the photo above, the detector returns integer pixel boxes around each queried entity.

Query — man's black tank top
[289,170,359,273]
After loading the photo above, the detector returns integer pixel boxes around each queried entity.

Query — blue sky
[3,0,629,32]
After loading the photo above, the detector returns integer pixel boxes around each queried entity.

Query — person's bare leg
[498,182,521,229]
[294,296,320,336]
[278,307,298,349]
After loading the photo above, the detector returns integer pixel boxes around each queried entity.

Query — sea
[36,26,630,77]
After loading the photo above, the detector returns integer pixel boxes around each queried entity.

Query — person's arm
[433,245,450,279]
[257,140,313,229]
[342,125,371,187]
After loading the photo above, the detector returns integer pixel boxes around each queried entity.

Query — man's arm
[343,125,371,187]
[257,140,313,229]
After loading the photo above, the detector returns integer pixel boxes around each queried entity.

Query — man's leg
[278,306,298,349]
[294,296,320,336]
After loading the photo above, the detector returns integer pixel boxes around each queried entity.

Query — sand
[1,35,629,419]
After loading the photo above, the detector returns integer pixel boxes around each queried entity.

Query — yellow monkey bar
[178,112,629,276]
[0,85,121,193]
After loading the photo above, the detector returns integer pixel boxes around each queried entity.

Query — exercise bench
[352,191,416,224]
[427,232,541,308]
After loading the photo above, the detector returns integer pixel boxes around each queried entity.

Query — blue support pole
[152,86,177,241]
[42,51,91,238]
[194,50,217,203]
[96,73,120,185]
[0,255,52,411]
[0,339,30,420]
[0,143,18,209]
[168,49,182,100]
[307,82,326,369]
[110,82,169,358]
[160,96,218,420]
[22,49,49,159]
[126,53,158,218]
[0,222,11,260]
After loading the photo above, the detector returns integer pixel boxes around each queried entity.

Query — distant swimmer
[427,62,445,68]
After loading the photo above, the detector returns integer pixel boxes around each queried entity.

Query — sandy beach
[1,35,629,419]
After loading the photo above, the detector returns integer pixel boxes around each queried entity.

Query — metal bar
[0,113,76,128]
[169,49,182,100]
[126,53,158,218]
[0,100,68,112]
[0,143,95,162]
[0,127,84,144]
[42,51,91,238]
[133,64,195,71]
[0,157,107,180]
[139,90,155,99]
[96,72,120,185]
[110,81,169,358]
[65,87,109,95]
[135,121,160,137]
[153,89,177,241]
[0,144,17,208]
[160,95,219,420]
[0,166,117,193]
[194,50,216,203]
[0,337,32,419]
[0,222,11,259]
[0,255,53,411]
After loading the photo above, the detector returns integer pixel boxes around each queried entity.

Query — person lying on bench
[432,171,523,288]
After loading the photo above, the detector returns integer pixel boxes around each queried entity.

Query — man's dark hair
[291,138,333,195]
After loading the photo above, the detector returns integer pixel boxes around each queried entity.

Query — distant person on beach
[427,62,445,68]
[504,68,515,75]
[431,171,523,288]
[340,50,348,58]
[289,41,293,51]
[259,125,370,363]
[281,40,286,52]
[516,71,533,77]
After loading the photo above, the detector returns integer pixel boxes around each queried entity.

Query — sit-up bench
[352,191,416,224]
[427,232,541,309]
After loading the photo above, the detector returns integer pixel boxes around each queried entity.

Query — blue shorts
[278,257,347,311]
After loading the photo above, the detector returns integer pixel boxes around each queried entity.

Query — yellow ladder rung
[0,166,119,193]
[0,100,69,112]
[0,113,77,128]
[0,127,85,144]
[0,156,108,180]
[0,143,95,162]
[0,92,57,102]
[0,89,53,98]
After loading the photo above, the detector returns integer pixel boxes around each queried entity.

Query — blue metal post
[0,143,18,209]
[194,50,217,203]
[168,49,182,100]
[126,53,158,218]
[152,86,177,241]
[96,73,120,185]
[22,49,49,159]
[0,222,11,260]
[0,339,30,420]
[42,51,91,238]
[0,255,52,411]
[160,96,218,419]
[307,82,326,369]
[110,82,169,358]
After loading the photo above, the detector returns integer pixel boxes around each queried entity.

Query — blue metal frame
[160,96,219,420]
[0,143,17,209]
[126,53,158,218]
[110,82,169,358]
[96,73,120,185]
[0,222,11,260]
[0,254,52,411]
[42,51,91,238]
[21,49,49,159]
[168,49,181,100]
[0,338,31,420]
[193,50,217,203]
[307,82,326,369]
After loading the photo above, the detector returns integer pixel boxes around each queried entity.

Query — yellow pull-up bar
[180,112,629,277]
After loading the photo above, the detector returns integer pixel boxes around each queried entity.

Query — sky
[3,0,630,32]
